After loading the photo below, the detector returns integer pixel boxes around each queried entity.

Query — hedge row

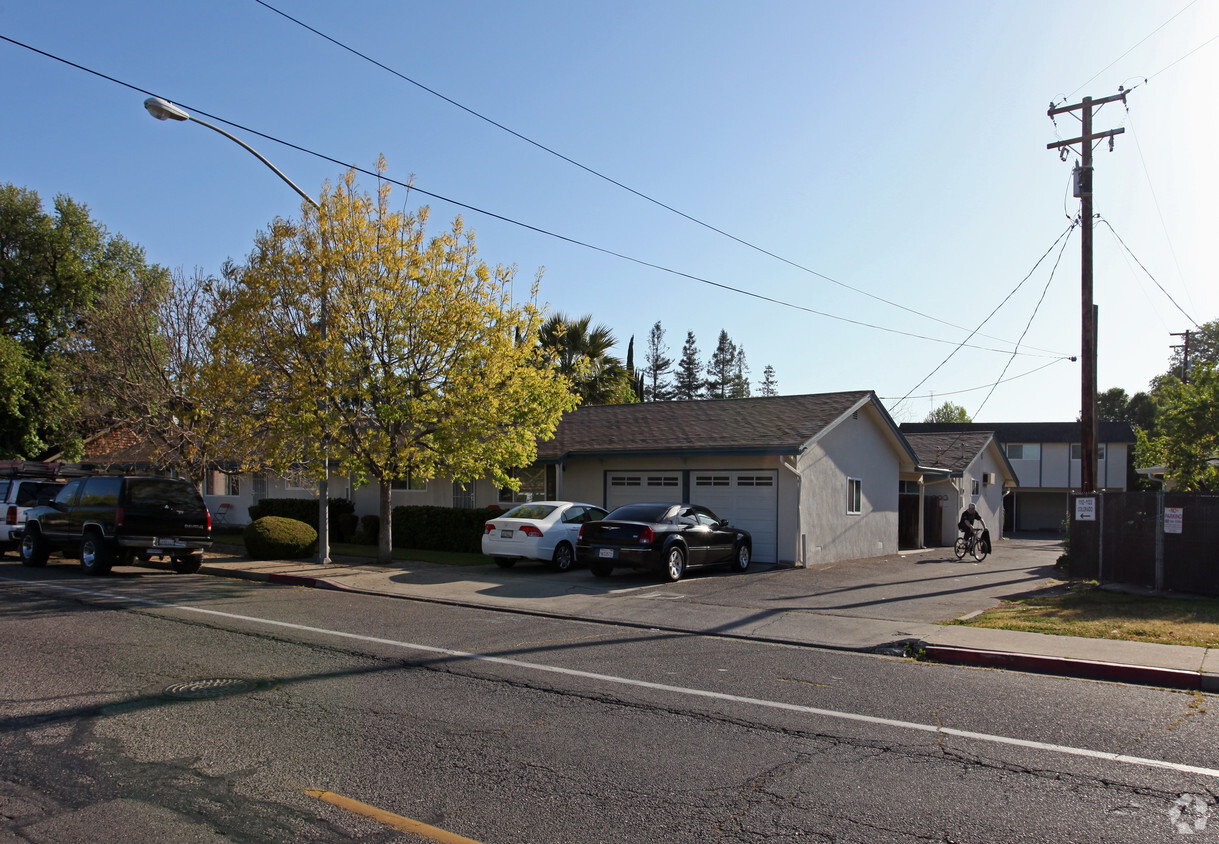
[391,505,497,554]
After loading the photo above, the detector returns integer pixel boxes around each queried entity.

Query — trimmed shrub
[244,516,317,560]
[391,505,491,553]
[357,514,380,545]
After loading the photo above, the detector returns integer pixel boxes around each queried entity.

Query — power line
[1097,215,1197,325]
[0,32,1072,361]
[890,222,1079,413]
[1066,0,1199,99]
[972,225,1075,418]
[880,357,1069,402]
[251,0,1067,357]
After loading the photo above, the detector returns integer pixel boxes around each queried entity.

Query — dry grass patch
[952,581,1219,649]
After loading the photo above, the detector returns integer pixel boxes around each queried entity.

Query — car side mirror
[719,519,729,527]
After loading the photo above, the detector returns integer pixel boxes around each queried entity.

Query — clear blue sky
[3,1,1215,423]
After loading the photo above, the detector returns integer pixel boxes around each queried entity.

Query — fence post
[1155,489,1165,593]
[1097,492,1105,583]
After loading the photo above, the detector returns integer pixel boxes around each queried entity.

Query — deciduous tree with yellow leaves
[207,161,577,562]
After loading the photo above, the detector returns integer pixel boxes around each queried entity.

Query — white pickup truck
[1,475,66,557]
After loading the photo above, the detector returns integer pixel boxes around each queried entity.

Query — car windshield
[126,479,202,508]
[605,503,672,523]
[502,504,557,520]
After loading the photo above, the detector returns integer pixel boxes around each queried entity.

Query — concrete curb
[922,644,1208,691]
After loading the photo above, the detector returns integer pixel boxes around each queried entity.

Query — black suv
[21,475,213,575]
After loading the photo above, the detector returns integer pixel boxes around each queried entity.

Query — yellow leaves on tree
[207,160,577,560]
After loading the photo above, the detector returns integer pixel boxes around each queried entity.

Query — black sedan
[576,502,752,582]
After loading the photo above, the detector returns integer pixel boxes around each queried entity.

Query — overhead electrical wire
[880,357,1068,402]
[0,33,1072,361]
[1065,0,1199,99]
[251,0,1068,358]
[1097,215,1197,326]
[971,223,1075,419]
[889,222,1079,414]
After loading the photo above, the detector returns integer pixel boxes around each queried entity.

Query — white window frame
[846,478,862,515]
[1070,443,1107,460]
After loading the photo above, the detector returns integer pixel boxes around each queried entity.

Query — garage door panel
[692,471,777,562]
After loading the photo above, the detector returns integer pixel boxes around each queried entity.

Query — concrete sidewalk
[162,539,1218,694]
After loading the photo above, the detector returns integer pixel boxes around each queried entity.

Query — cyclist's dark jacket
[958,508,983,531]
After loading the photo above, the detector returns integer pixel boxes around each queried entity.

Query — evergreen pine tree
[674,330,702,400]
[644,320,674,401]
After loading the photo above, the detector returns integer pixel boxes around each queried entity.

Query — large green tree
[674,330,702,400]
[1134,364,1219,491]
[209,163,577,561]
[0,184,170,459]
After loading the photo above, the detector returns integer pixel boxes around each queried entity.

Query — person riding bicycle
[958,502,985,547]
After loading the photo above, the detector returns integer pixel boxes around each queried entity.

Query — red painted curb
[924,645,1202,690]
[266,572,350,591]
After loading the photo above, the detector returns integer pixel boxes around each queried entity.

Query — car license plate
[156,538,185,548]
[598,548,615,558]
[500,529,513,538]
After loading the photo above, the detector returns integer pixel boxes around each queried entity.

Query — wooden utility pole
[1171,330,1192,383]
[1047,92,1126,493]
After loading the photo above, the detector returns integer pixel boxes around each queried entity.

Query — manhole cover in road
[161,677,277,700]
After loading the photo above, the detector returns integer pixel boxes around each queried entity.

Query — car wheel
[663,545,686,582]
[953,538,967,559]
[494,557,516,569]
[590,563,613,578]
[731,542,751,572]
[80,530,113,576]
[551,542,575,572]
[172,553,203,574]
[20,530,49,567]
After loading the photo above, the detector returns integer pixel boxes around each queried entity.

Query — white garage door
[691,471,778,562]
[606,472,682,512]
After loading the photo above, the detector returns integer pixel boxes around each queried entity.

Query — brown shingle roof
[903,431,995,472]
[536,391,875,459]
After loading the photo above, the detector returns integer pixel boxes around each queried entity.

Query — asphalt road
[1,562,1215,842]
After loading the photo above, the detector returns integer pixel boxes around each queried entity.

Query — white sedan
[482,501,608,572]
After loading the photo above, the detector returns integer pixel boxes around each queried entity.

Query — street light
[144,96,332,565]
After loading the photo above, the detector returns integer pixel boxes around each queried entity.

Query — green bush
[391,505,494,553]
[355,514,380,545]
[243,516,317,560]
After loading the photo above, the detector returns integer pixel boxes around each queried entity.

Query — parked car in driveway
[21,475,213,575]
[576,502,752,582]
[482,501,608,572]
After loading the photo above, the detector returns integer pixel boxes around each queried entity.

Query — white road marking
[7,576,1219,780]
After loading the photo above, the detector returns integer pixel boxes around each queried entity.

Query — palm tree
[539,313,636,405]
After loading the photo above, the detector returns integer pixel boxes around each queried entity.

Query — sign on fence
[1164,507,1183,534]
[1075,496,1096,521]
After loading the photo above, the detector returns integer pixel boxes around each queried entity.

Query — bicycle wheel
[953,538,967,559]
[971,534,988,562]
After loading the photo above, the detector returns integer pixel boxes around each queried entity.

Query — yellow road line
[304,789,483,844]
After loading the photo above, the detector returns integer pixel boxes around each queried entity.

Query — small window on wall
[499,464,546,504]
[391,473,428,492]
[972,480,980,496]
[847,478,862,515]
[1070,444,1107,460]
[1006,443,1040,460]
[453,481,475,509]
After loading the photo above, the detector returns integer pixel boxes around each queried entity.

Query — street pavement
[154,535,1218,693]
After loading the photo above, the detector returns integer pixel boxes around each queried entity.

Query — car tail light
[206,509,212,530]
[520,525,543,538]
[5,506,15,526]
[639,526,654,545]
[115,506,124,528]
[578,524,586,541]
[484,523,497,534]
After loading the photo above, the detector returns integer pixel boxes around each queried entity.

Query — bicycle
[953,527,988,562]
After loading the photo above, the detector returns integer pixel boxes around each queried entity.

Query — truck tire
[172,553,203,574]
[80,530,113,576]
[20,529,49,567]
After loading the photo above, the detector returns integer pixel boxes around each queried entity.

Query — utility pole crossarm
[1047,128,1125,150]
[1048,91,1128,117]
